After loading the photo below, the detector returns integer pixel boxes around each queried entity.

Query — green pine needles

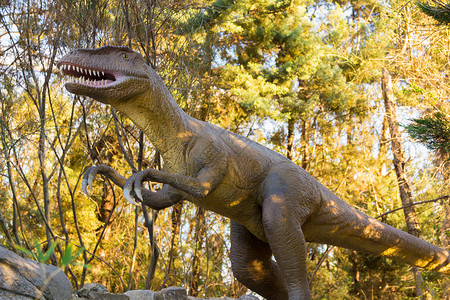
[417,0,450,25]
[406,111,450,159]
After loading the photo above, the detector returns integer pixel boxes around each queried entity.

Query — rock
[187,295,258,300]
[187,297,233,300]
[74,283,129,299]
[76,283,109,298]
[0,289,34,299]
[154,287,187,300]
[88,294,129,300]
[237,296,260,300]
[0,245,72,299]
[124,290,155,300]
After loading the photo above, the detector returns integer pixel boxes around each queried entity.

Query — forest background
[0,0,449,298]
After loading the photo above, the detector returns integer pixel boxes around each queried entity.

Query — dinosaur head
[57,46,150,104]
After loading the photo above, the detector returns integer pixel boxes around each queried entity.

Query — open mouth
[58,62,117,87]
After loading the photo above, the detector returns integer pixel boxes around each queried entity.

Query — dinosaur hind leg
[230,221,288,300]
[258,171,315,300]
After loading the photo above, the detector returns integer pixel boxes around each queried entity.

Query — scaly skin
[58,46,450,300]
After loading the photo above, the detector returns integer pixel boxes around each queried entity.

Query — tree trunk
[379,114,390,174]
[189,207,205,297]
[381,68,424,298]
[442,198,450,299]
[161,202,183,288]
[440,164,450,297]
[300,119,309,170]
[286,116,296,161]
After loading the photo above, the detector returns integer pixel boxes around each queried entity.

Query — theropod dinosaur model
[58,46,450,300]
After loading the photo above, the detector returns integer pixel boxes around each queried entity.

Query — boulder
[74,283,129,299]
[124,289,155,300]
[76,283,109,298]
[187,294,259,300]
[154,287,187,300]
[0,245,73,299]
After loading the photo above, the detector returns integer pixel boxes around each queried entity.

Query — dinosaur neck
[114,71,198,162]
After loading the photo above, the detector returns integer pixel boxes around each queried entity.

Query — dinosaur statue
[58,46,450,300]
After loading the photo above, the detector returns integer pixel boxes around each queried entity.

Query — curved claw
[81,166,100,197]
[124,176,140,206]
[81,178,90,196]
[82,166,98,196]
[88,169,97,192]
[134,173,144,201]
[123,187,139,206]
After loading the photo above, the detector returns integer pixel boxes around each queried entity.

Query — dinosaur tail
[303,188,450,274]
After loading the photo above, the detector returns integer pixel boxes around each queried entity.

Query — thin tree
[381,68,424,297]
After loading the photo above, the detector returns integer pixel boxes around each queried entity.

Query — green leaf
[14,245,35,260]
[35,240,44,262]
[41,241,58,264]
[61,243,85,267]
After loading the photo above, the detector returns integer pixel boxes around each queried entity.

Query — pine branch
[417,0,450,25]
[406,111,450,158]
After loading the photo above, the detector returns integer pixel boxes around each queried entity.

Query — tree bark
[300,119,309,170]
[440,163,450,297]
[286,117,296,161]
[189,207,205,296]
[381,68,424,298]
[161,202,183,288]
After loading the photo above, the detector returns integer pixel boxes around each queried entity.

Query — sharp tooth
[76,66,80,73]
[89,69,92,76]
[94,70,98,77]
[102,71,105,76]
[68,65,71,71]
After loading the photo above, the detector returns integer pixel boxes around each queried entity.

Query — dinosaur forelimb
[123,167,219,205]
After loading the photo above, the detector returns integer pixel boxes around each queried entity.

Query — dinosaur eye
[122,53,128,59]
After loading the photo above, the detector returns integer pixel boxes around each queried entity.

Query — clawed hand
[82,165,154,207]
